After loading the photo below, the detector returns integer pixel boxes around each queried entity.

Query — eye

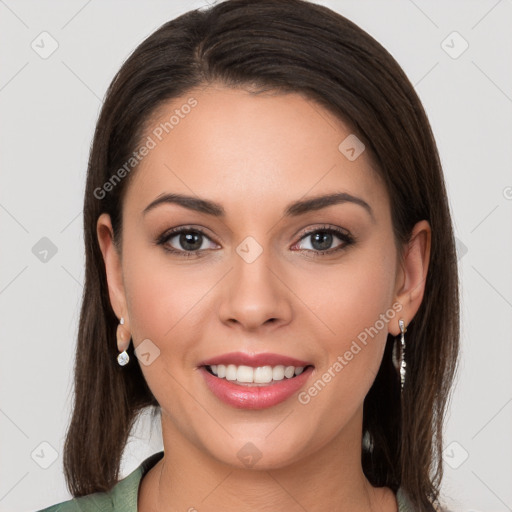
[293,225,355,255]
[156,224,355,258]
[156,226,218,257]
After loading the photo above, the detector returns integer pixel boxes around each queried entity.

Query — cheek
[295,239,397,397]
[120,238,211,354]
[301,241,396,344]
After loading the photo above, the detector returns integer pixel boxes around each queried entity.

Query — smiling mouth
[203,363,315,386]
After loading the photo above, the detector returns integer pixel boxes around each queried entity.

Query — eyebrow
[143,191,374,221]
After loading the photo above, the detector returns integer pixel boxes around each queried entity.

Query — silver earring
[117,350,130,366]
[117,317,130,366]
[392,318,407,390]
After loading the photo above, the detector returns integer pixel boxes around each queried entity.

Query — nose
[218,245,293,332]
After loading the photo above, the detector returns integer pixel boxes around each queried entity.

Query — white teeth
[207,364,307,383]
[272,365,285,380]
[284,366,295,378]
[237,365,254,383]
[225,364,237,381]
[254,366,273,383]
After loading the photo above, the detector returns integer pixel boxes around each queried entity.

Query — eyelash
[155,225,356,258]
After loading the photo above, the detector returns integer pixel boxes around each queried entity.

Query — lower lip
[199,366,314,409]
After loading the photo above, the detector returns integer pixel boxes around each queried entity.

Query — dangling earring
[392,318,407,390]
[117,317,130,366]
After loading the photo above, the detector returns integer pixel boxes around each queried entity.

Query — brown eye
[156,227,218,257]
[293,226,355,255]
[173,231,204,251]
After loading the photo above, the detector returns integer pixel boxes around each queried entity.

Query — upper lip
[199,351,313,368]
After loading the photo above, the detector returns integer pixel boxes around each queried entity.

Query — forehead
[123,85,387,219]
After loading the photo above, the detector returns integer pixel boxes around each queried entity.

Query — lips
[197,351,315,409]
[198,351,313,368]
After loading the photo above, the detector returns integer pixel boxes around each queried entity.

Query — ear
[96,213,129,332]
[390,220,431,335]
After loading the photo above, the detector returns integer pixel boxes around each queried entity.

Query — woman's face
[99,85,411,469]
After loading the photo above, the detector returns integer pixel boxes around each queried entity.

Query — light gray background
[1,1,511,511]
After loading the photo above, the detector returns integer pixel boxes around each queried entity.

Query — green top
[38,451,417,511]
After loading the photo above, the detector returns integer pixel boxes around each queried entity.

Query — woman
[39,0,459,510]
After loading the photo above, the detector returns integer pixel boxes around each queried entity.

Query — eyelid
[295,224,351,240]
[156,225,218,244]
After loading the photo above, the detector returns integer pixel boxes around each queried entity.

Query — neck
[138,407,397,512]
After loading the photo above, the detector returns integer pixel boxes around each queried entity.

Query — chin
[201,431,311,471]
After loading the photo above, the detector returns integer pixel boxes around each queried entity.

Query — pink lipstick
[198,352,314,409]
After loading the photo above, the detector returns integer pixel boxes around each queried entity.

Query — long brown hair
[64,1,460,509]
